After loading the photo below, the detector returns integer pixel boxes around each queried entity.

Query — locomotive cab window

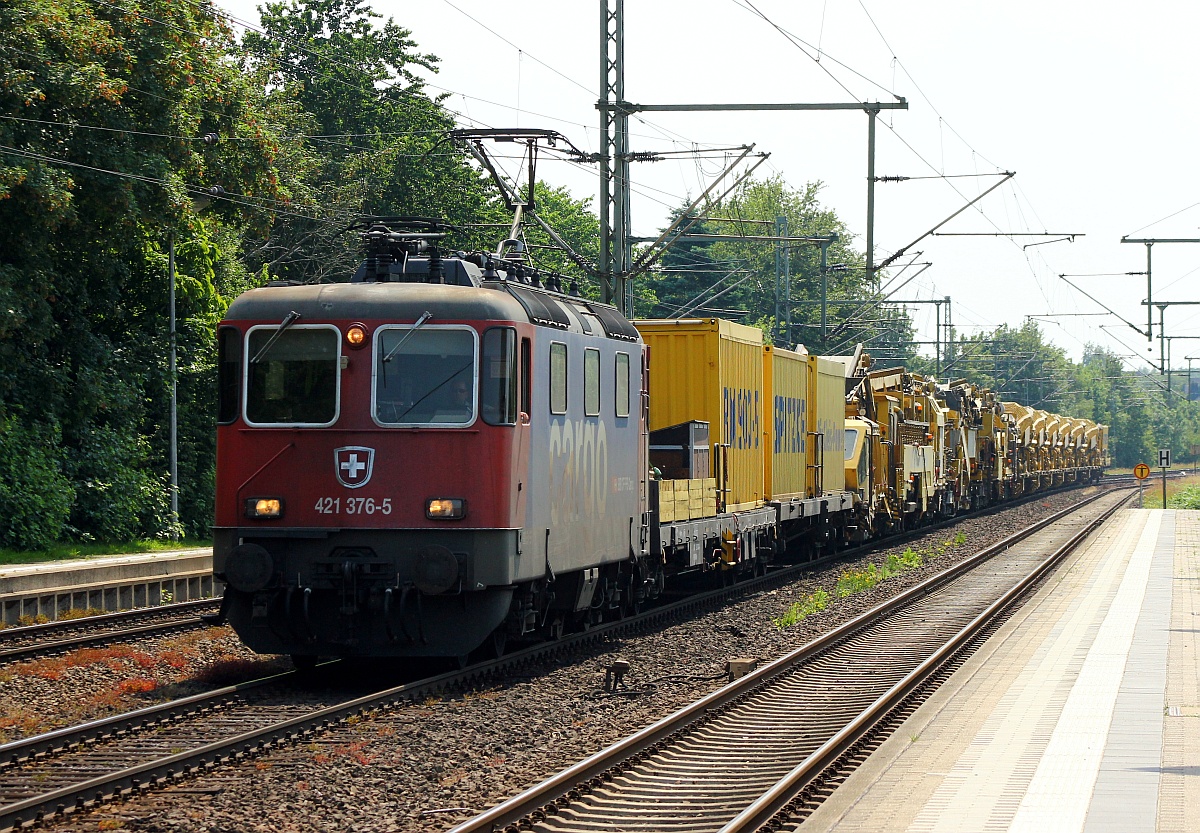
[614,352,630,418]
[584,348,600,417]
[374,326,477,427]
[218,326,242,424]
[844,428,860,461]
[481,327,518,425]
[549,342,567,414]
[244,325,340,426]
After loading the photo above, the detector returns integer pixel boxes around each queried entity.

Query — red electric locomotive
[213,220,649,666]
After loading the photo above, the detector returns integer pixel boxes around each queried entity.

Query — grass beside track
[1137,473,1200,509]
[0,539,212,567]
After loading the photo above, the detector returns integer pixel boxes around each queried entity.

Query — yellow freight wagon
[763,344,810,500]
[635,318,765,511]
[809,356,847,496]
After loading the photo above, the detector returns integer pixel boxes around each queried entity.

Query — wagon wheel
[471,626,508,662]
[487,626,508,658]
[625,568,644,616]
[614,565,643,620]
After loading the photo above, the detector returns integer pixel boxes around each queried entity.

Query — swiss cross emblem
[334,446,375,489]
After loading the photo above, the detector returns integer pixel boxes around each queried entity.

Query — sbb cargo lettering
[816,413,845,458]
[724,387,760,450]
[774,395,807,454]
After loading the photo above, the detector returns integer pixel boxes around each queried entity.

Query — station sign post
[1159,448,1171,508]
[1134,462,1150,508]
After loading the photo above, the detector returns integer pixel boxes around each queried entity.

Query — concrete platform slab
[798,509,1200,833]
[0,548,216,623]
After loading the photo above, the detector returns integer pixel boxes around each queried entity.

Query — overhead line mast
[597,0,907,316]
[598,0,630,311]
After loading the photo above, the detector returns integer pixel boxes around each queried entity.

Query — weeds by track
[0,599,220,666]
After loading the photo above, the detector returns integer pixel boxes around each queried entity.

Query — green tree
[0,0,303,544]
[641,175,912,357]
[242,0,507,282]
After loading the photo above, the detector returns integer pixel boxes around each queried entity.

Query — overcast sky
[217,0,1200,370]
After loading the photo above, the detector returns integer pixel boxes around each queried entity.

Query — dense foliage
[0,0,297,546]
[642,176,916,359]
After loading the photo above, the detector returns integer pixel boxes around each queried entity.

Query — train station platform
[802,508,1200,833]
[0,548,216,624]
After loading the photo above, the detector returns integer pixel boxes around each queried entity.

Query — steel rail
[448,488,1127,833]
[0,667,304,771]
[0,598,218,643]
[1100,470,1188,483]
[720,489,1132,832]
[0,482,1113,831]
[0,615,215,665]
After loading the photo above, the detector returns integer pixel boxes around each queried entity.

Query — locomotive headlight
[345,323,368,349]
[426,498,466,519]
[246,497,284,519]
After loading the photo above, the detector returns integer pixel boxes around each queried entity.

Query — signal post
[1159,448,1171,507]
[1134,462,1150,508]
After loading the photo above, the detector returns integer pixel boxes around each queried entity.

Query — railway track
[0,486,1126,832]
[0,598,221,665]
[1100,469,1191,484]
[448,488,1131,833]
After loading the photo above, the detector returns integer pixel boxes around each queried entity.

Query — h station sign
[1157,448,1171,508]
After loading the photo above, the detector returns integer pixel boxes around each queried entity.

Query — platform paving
[799,509,1200,833]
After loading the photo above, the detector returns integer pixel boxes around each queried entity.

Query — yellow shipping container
[809,356,847,496]
[635,318,765,511]
[764,344,810,500]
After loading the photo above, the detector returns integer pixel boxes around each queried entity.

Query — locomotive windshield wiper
[396,361,473,421]
[382,310,433,363]
[250,310,302,364]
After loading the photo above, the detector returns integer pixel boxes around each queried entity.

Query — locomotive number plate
[314,497,393,515]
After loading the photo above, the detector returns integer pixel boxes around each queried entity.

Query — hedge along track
[448,488,1133,833]
[0,598,222,665]
[0,485,1124,832]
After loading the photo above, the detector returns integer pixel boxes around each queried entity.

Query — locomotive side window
[244,325,340,426]
[374,326,477,427]
[520,337,532,418]
[615,352,630,418]
[481,327,518,425]
[584,348,600,417]
[217,326,242,424]
[549,342,567,414]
